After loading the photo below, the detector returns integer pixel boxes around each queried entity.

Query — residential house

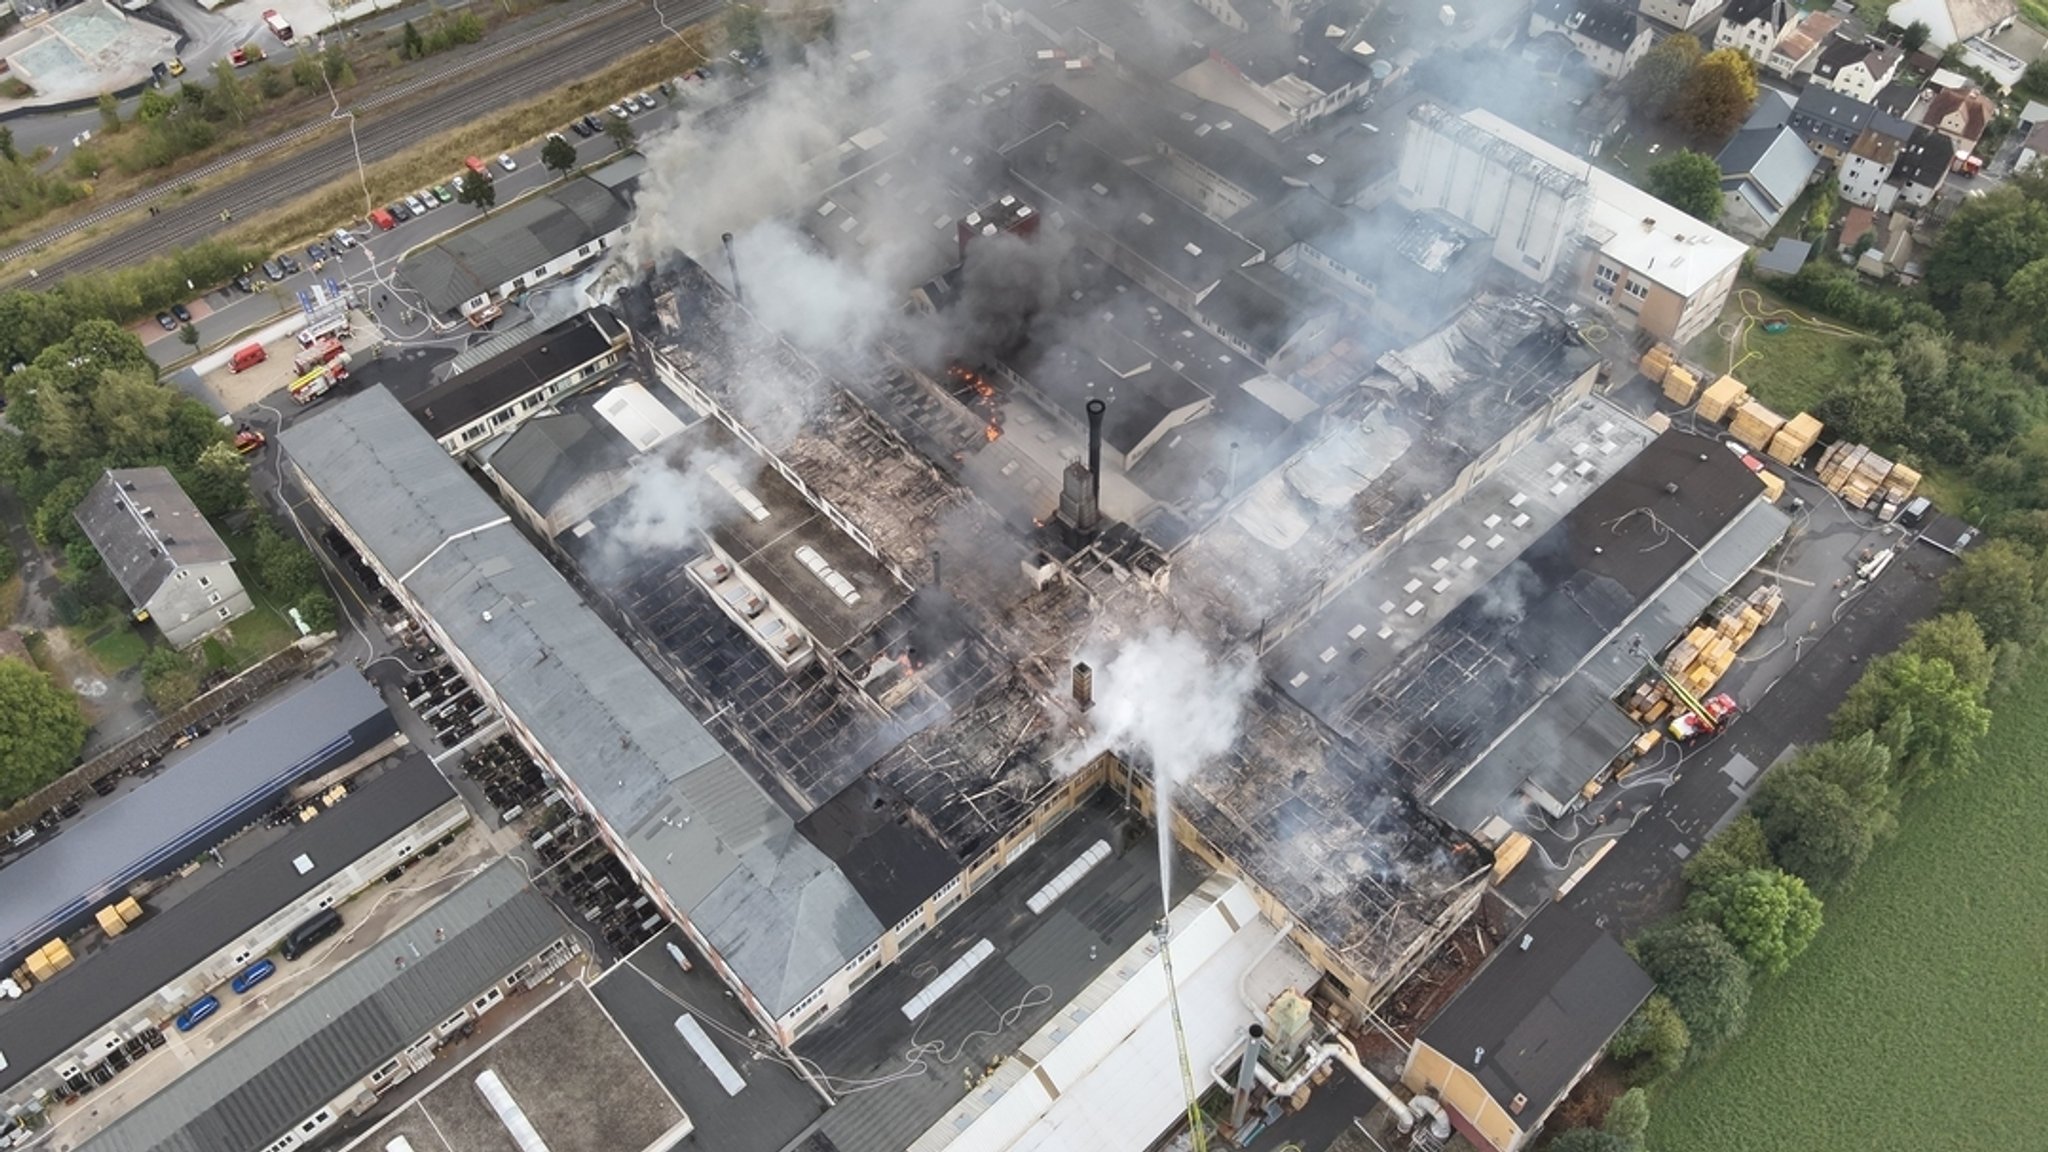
[1400,903,1655,1152]
[1788,85,1876,160]
[1766,9,1842,78]
[1639,0,1725,36]
[1529,0,1652,79]
[1883,0,2016,51]
[2016,120,2048,172]
[1812,35,1904,103]
[2017,98,2048,135]
[1714,0,1794,65]
[1744,87,1798,131]
[1912,85,1999,158]
[73,468,253,648]
[1958,36,2026,92]
[1885,128,1955,211]
[388,308,632,453]
[1839,123,1907,207]
[1172,0,1382,137]
[1872,79,1922,117]
[1716,124,1821,240]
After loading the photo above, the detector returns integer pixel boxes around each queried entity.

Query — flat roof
[0,668,394,966]
[795,777,957,927]
[78,861,570,1152]
[344,984,691,1152]
[282,389,881,1018]
[792,793,1205,1152]
[0,753,456,1095]
[391,308,624,438]
[1418,902,1653,1124]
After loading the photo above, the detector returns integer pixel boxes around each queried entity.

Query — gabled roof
[398,176,634,314]
[77,861,567,1152]
[1717,125,1821,213]
[391,307,625,438]
[282,389,883,1017]
[1720,0,1788,27]
[1815,34,1902,82]
[1891,127,1956,187]
[1850,125,1905,167]
[1563,0,1642,51]
[1773,10,1842,62]
[1920,86,1997,143]
[1418,903,1653,1124]
[1744,88,1798,131]
[73,467,231,606]
[1789,85,1875,146]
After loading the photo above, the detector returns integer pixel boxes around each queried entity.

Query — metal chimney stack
[931,549,942,591]
[722,232,742,307]
[1229,1024,1266,1130]
[1086,399,1106,512]
[1072,662,1094,711]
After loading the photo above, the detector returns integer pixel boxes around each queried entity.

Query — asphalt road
[2,0,719,280]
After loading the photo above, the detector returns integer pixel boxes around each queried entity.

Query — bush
[1631,921,1752,1056]
[141,644,201,711]
[1773,262,1903,330]
[0,660,89,805]
[1608,994,1690,1085]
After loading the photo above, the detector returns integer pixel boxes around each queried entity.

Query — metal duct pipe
[931,549,942,590]
[1086,399,1106,511]
[1410,1093,1453,1141]
[1256,1035,1416,1133]
[722,232,742,307]
[1229,1024,1265,1131]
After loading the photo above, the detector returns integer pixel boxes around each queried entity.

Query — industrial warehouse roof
[398,177,633,315]
[281,389,882,1016]
[0,668,393,967]
[1418,902,1653,1126]
[77,861,566,1152]
[73,467,233,608]
[0,754,456,1096]
[392,307,627,439]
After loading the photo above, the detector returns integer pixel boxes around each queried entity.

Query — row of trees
[400,11,486,61]
[1623,35,1762,141]
[78,46,354,185]
[1547,565,2015,1149]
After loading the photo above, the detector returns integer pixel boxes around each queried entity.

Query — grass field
[1687,283,1875,418]
[85,624,148,673]
[1646,659,2048,1152]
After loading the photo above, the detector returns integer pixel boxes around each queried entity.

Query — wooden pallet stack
[1623,586,1784,723]
[1730,401,1787,452]
[1883,462,1921,504]
[1698,375,1750,422]
[1663,364,1700,405]
[1766,413,1823,466]
[1641,344,1675,382]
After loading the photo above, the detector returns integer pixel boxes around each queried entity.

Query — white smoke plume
[598,445,760,568]
[1065,628,1259,906]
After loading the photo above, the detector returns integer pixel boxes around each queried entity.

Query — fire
[984,423,1002,442]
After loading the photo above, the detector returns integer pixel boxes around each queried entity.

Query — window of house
[217,607,232,619]
[175,570,188,581]
[1595,264,1619,286]
[1625,279,1649,300]
[208,592,222,605]
[198,575,211,588]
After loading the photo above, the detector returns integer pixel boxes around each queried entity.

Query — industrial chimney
[1229,1024,1266,1130]
[1072,662,1094,711]
[722,232,743,307]
[1086,399,1106,513]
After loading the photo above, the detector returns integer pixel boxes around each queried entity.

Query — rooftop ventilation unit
[902,939,995,1019]
[1026,840,1111,914]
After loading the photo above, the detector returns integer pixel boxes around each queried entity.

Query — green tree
[0,660,88,806]
[605,114,637,153]
[1646,150,1723,222]
[1630,921,1751,1055]
[1942,538,2044,647]
[251,521,321,599]
[177,321,199,348]
[1902,612,1993,693]
[1680,810,1770,892]
[323,42,353,85]
[457,171,497,214]
[184,442,250,516]
[98,91,122,134]
[136,88,178,122]
[1901,20,1932,54]
[1607,994,1690,1086]
[295,590,338,632]
[140,644,201,711]
[1545,1129,1634,1152]
[0,125,15,163]
[1674,48,1758,139]
[1817,349,1906,444]
[206,60,254,124]
[1754,733,1897,892]
[290,49,323,92]
[1926,188,2048,308]
[402,19,426,60]
[1623,32,1701,115]
[1687,867,1823,976]
[726,3,764,56]
[1603,1087,1650,1144]
[541,134,578,179]
[1835,652,1992,789]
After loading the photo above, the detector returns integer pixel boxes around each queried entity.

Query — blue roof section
[0,668,394,967]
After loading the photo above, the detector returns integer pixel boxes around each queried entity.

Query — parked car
[233,272,255,293]
[171,302,192,323]
[414,190,437,211]
[403,194,426,216]
[331,228,358,250]
[231,958,276,994]
[497,152,517,172]
[306,242,328,263]
[581,113,602,134]
[636,92,656,110]
[433,184,453,204]
[175,995,220,1032]
[277,253,301,275]
[389,200,412,222]
[155,311,177,331]
[261,259,286,281]
[166,57,186,76]
[607,103,628,120]
[570,118,593,138]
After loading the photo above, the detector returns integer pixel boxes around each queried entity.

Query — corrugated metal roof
[77,861,566,1152]
[0,753,456,1096]
[0,669,393,966]
[279,390,878,1016]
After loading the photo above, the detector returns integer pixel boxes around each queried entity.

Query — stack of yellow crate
[1641,344,1675,382]
[1624,587,1784,722]
[1730,401,1787,452]
[1663,365,1700,405]
[1698,376,1750,422]
[1883,463,1921,503]
[1766,413,1823,465]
